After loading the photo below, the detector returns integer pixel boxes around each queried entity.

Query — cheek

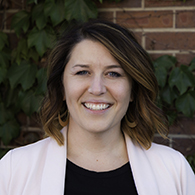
[113,82,132,103]
[64,80,85,104]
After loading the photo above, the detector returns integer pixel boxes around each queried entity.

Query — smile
[83,103,110,110]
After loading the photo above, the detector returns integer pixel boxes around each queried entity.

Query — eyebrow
[105,65,122,69]
[73,64,90,68]
[73,64,122,69]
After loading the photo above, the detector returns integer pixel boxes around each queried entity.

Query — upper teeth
[84,103,109,110]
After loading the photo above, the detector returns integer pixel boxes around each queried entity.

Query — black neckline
[66,159,130,178]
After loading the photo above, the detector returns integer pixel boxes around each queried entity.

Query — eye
[76,70,89,75]
[107,72,121,77]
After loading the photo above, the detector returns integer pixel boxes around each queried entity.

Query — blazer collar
[40,126,67,195]
[40,128,159,195]
[124,132,160,195]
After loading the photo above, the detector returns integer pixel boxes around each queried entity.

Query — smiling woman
[0,20,195,195]
[63,40,132,139]
[41,20,166,150]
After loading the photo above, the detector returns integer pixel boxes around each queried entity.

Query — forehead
[67,39,120,67]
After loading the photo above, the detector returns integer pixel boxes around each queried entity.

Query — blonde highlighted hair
[40,20,168,149]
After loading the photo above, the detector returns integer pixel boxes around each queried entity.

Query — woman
[0,20,194,195]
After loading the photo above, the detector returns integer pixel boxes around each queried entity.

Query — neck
[67,123,128,172]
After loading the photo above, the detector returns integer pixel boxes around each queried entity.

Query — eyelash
[76,70,89,75]
[107,72,121,77]
[75,71,121,77]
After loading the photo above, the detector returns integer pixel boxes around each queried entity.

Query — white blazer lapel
[40,127,67,195]
[125,133,160,195]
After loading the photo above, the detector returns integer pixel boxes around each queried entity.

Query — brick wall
[1,0,195,156]
[97,0,195,156]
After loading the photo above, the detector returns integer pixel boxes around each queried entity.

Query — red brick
[148,53,195,67]
[29,113,42,128]
[95,0,141,8]
[9,0,24,9]
[116,11,173,28]
[145,32,195,50]
[145,0,195,7]
[98,11,114,22]
[13,131,43,146]
[176,10,195,28]
[22,132,43,145]
[172,138,195,156]
[175,53,195,65]
[0,13,4,29]
[17,112,27,126]
[133,32,142,45]
[5,12,15,30]
[169,117,195,135]
[1,0,11,9]
[153,136,169,146]
[149,53,173,61]
[7,33,18,49]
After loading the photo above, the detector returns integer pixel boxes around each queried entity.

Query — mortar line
[132,28,195,32]
[147,50,195,54]
[98,6,195,12]
[141,0,145,9]
[173,10,176,29]
[113,10,116,23]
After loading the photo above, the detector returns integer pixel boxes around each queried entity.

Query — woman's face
[63,39,132,134]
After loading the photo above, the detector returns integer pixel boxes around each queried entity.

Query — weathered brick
[169,117,195,135]
[96,0,141,8]
[133,32,142,45]
[176,10,195,28]
[0,12,4,29]
[7,33,18,49]
[149,53,174,61]
[145,0,195,7]
[149,53,195,66]
[172,138,195,156]
[5,12,15,30]
[116,11,173,28]
[0,0,11,9]
[153,136,169,146]
[176,53,195,65]
[22,132,43,145]
[9,0,24,9]
[13,131,43,146]
[145,32,195,50]
[98,11,114,22]
[17,112,28,126]
[29,114,42,128]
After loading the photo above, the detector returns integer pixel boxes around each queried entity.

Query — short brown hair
[40,20,168,149]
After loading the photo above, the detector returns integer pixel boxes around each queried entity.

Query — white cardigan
[0,126,195,195]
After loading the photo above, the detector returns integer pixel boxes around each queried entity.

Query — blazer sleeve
[0,150,13,194]
[178,152,195,195]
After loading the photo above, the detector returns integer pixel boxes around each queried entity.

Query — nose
[88,75,106,95]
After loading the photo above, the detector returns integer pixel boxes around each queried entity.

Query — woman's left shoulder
[149,142,183,158]
[148,142,190,168]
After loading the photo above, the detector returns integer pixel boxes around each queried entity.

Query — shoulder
[0,136,53,168]
[143,142,185,164]
[126,136,191,171]
[0,127,67,165]
[145,142,193,174]
[148,142,182,159]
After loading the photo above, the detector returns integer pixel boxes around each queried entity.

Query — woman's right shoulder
[0,136,52,165]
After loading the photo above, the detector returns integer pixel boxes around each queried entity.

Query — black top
[64,159,138,195]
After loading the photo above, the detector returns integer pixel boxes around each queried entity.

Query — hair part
[39,20,169,149]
